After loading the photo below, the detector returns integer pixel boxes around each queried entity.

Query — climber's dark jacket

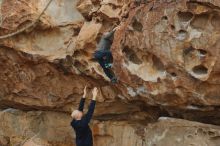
[71,98,96,146]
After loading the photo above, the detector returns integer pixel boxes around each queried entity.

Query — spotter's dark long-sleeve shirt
[71,98,96,146]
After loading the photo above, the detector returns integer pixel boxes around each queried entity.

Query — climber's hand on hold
[113,26,120,32]
[92,87,98,101]
[83,86,88,98]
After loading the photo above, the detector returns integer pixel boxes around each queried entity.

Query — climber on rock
[93,27,119,83]
[71,86,98,146]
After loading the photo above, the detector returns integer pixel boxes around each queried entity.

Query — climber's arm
[104,30,115,40]
[78,86,87,111]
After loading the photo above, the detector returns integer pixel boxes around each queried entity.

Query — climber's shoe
[111,76,118,83]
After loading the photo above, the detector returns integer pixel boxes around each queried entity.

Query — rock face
[1,0,220,145]
[1,109,220,146]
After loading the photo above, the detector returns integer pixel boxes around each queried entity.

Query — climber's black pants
[94,50,114,80]
[97,60,114,79]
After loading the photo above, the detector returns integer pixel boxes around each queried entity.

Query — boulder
[0,0,220,145]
